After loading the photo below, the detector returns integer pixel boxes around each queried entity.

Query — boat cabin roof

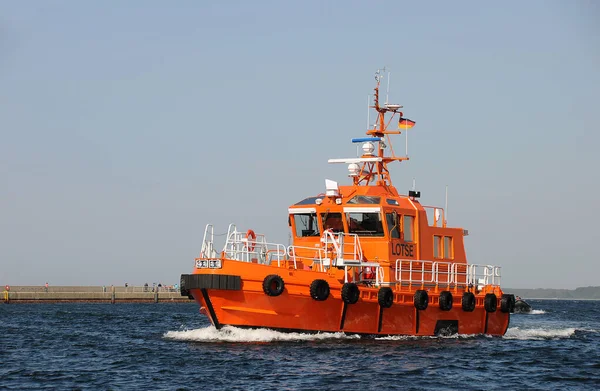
[290,185,420,212]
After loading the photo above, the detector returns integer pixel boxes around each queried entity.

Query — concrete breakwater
[2,286,191,304]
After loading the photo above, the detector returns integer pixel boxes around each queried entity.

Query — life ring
[341,282,360,304]
[484,293,497,313]
[378,287,394,308]
[414,289,429,310]
[439,290,453,311]
[462,292,476,312]
[363,266,375,280]
[245,229,256,252]
[500,293,515,313]
[262,274,285,297]
[309,279,330,301]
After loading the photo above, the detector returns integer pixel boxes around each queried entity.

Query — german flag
[398,117,416,129]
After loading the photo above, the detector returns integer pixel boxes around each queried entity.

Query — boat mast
[364,69,409,187]
[330,69,412,187]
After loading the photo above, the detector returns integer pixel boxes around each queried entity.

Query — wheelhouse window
[444,236,453,259]
[433,235,442,258]
[293,213,320,237]
[347,195,381,204]
[385,213,400,239]
[347,212,384,236]
[321,212,344,233]
[294,197,319,205]
[403,215,414,242]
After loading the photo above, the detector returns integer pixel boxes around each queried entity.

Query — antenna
[374,68,381,82]
[445,185,448,226]
[367,95,370,130]
[412,178,416,191]
[386,71,391,104]
[405,128,408,156]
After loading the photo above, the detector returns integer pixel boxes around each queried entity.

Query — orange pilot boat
[180,70,516,336]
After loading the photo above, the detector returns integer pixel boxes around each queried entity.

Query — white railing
[394,259,501,288]
[197,224,287,266]
[467,264,502,287]
[197,224,502,289]
[288,245,325,271]
[321,231,363,266]
[200,224,218,258]
[222,224,288,266]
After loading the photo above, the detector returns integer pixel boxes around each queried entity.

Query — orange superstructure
[180,70,515,336]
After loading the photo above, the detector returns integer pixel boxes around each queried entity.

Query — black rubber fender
[310,279,330,301]
[500,293,516,313]
[341,282,360,304]
[378,287,394,308]
[262,274,285,297]
[462,292,476,312]
[414,289,429,310]
[439,290,453,311]
[484,293,497,313]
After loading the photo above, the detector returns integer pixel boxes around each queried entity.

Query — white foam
[375,335,422,341]
[529,309,546,314]
[163,325,359,343]
[503,327,576,340]
[375,333,476,340]
[164,325,586,342]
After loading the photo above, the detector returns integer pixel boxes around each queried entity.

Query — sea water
[1,299,598,390]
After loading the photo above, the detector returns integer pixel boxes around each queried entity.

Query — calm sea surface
[1,299,599,390]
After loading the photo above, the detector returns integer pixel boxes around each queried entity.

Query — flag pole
[405,127,408,157]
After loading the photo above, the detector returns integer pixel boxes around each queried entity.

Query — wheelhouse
[290,196,414,240]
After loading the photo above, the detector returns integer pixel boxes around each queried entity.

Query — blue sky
[1,1,598,288]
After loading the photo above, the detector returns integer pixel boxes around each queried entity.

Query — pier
[2,285,191,304]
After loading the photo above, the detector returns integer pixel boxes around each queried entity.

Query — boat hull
[181,261,511,336]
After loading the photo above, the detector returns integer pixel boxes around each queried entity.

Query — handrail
[321,229,341,263]
[200,224,216,258]
[421,205,446,227]
[288,245,325,271]
[395,259,501,289]
[321,231,364,265]
[197,225,502,289]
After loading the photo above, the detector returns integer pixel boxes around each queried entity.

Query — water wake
[164,325,586,343]
[165,327,492,343]
[503,327,576,340]
[164,325,359,343]
[375,333,472,341]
